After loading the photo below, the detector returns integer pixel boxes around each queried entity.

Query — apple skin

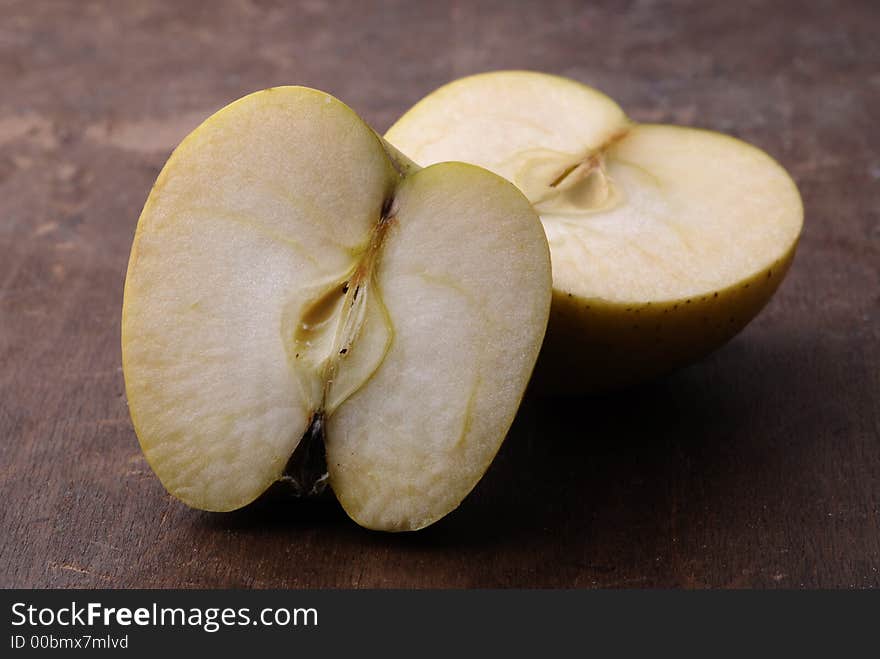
[386,71,804,393]
[535,249,796,393]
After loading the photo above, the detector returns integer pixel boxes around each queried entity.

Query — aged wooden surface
[1,0,878,588]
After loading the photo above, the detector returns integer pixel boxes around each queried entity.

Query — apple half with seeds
[386,71,804,392]
[121,86,551,531]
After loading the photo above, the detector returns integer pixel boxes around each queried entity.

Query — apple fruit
[385,71,804,392]
[121,86,551,531]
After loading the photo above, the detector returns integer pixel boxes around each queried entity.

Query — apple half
[386,71,804,392]
[121,86,551,531]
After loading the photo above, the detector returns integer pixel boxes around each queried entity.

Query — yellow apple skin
[534,247,797,393]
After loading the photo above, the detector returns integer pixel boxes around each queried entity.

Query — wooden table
[2,0,877,588]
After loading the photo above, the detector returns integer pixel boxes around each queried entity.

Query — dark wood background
[1,0,878,588]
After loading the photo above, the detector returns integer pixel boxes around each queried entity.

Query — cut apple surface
[386,71,804,391]
[122,86,551,530]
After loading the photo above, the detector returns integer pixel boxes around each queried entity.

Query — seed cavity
[513,128,631,215]
[283,196,399,494]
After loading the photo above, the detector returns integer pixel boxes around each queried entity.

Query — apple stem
[281,410,329,497]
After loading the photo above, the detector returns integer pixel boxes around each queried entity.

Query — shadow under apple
[193,324,851,585]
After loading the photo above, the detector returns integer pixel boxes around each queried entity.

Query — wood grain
[1,0,878,588]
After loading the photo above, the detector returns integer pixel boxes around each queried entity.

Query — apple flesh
[386,71,804,392]
[122,86,551,531]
